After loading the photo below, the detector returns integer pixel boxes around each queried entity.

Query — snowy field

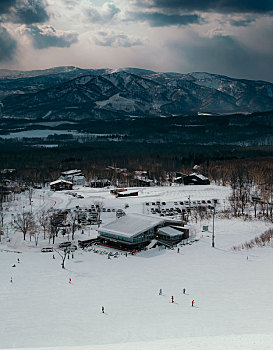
[1,184,273,350]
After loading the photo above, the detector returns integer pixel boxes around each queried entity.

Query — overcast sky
[0,0,273,81]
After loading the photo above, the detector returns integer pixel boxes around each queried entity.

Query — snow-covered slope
[1,184,273,349]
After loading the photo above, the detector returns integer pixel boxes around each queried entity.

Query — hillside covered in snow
[1,67,273,120]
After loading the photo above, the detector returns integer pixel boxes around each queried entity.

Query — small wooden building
[184,174,210,185]
[50,179,73,191]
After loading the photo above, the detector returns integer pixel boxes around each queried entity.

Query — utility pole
[212,208,215,248]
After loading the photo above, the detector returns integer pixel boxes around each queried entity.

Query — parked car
[41,247,53,252]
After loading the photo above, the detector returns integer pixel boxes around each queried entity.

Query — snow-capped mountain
[1,67,273,119]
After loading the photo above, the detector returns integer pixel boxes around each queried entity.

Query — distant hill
[1,67,273,119]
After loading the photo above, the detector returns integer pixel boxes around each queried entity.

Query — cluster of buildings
[50,166,210,191]
[50,169,87,191]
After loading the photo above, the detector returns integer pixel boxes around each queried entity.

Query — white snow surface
[1,184,273,349]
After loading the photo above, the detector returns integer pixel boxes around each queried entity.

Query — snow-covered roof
[158,226,184,237]
[50,179,73,186]
[98,213,164,238]
[61,169,82,176]
[189,173,208,180]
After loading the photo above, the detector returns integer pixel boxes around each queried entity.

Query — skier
[17,258,20,263]
[12,264,16,267]
[177,248,180,253]
[52,255,55,259]
[192,300,194,307]
[159,288,162,295]
[69,278,71,284]
[171,296,174,303]
[102,306,104,313]
[183,288,186,294]
[10,277,12,283]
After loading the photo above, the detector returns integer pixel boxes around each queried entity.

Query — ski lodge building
[61,169,87,186]
[183,174,210,185]
[50,179,73,191]
[98,214,189,250]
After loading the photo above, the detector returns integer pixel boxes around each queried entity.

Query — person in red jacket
[102,306,104,313]
[171,296,174,303]
[192,300,194,307]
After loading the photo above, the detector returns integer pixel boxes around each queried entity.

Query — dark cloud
[134,0,273,14]
[168,33,273,81]
[26,25,78,49]
[0,0,16,14]
[129,12,201,26]
[0,26,17,62]
[11,0,49,24]
[94,31,143,47]
[229,18,256,26]
[1,0,49,24]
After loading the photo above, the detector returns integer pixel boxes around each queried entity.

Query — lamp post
[212,207,215,248]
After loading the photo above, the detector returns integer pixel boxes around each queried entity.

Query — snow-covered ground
[1,184,273,350]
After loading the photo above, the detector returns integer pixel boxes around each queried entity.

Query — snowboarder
[183,288,186,294]
[159,288,162,295]
[171,296,174,303]
[102,306,104,313]
[69,278,71,284]
[12,264,16,267]
[192,300,194,307]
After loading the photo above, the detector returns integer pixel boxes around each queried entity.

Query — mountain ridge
[1,67,273,119]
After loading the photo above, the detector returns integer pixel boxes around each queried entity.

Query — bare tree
[13,211,35,241]
[54,248,69,269]
[38,210,50,240]
[27,186,34,208]
[30,226,40,246]
[49,211,63,244]
[67,211,78,240]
